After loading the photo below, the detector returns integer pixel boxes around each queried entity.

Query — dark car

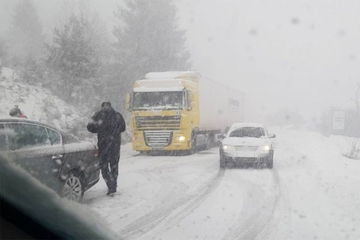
[0,153,119,240]
[0,118,100,202]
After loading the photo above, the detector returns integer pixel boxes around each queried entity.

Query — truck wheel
[204,135,211,150]
[139,151,149,156]
[190,131,197,154]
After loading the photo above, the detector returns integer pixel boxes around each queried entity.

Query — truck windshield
[133,91,184,110]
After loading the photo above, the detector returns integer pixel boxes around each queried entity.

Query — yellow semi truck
[126,71,244,154]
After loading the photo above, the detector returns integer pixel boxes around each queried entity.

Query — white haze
[0,0,359,123]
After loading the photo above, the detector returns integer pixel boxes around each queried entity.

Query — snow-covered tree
[5,0,45,67]
[109,0,191,111]
[0,40,6,67]
[46,13,105,107]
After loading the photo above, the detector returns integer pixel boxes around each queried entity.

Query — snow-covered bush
[343,137,360,160]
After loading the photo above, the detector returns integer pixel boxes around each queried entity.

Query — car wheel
[220,155,227,168]
[62,172,84,202]
[254,162,262,169]
[267,154,274,169]
[241,163,248,169]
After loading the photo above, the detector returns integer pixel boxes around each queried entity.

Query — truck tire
[190,131,197,154]
[139,151,149,156]
[204,134,211,150]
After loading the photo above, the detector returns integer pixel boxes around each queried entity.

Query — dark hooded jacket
[87,107,126,154]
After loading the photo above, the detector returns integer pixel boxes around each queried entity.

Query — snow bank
[270,125,360,240]
[0,68,92,139]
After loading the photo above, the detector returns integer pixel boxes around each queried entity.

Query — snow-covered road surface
[84,127,360,240]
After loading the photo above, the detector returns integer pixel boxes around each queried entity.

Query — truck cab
[126,71,244,154]
[126,72,200,153]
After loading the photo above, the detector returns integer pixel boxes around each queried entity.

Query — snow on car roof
[0,117,49,126]
[230,122,265,129]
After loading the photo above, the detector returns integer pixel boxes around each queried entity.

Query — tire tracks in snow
[221,168,291,240]
[118,168,225,239]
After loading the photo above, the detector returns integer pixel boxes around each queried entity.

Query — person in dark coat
[87,101,126,195]
[9,105,27,118]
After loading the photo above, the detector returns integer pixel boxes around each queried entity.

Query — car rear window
[61,132,80,144]
[7,123,50,149]
[47,128,62,145]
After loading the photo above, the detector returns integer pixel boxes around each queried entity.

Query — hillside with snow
[0,67,92,139]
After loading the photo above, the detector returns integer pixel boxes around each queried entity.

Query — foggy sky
[1,0,359,123]
[177,0,360,122]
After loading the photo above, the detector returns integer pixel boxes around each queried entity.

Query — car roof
[0,118,80,143]
[0,118,52,127]
[0,118,66,134]
[230,122,266,129]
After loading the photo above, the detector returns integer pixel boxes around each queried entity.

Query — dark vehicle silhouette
[0,153,118,240]
[0,118,100,202]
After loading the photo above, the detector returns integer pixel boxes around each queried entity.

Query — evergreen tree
[46,14,104,107]
[5,0,45,67]
[109,0,191,111]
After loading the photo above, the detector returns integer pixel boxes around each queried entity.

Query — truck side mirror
[187,101,195,111]
[125,93,131,111]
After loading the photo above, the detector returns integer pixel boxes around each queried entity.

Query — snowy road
[84,127,360,240]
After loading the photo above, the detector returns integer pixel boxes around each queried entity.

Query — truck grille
[234,146,259,151]
[135,115,181,130]
[144,131,172,147]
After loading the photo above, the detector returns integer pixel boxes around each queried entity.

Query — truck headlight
[133,136,142,141]
[176,136,186,141]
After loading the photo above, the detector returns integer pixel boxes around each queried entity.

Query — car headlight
[222,145,232,151]
[263,145,271,151]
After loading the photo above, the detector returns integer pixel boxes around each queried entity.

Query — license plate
[236,152,255,158]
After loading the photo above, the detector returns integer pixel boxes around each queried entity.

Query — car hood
[222,137,271,146]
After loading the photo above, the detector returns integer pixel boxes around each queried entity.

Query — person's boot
[107,188,116,196]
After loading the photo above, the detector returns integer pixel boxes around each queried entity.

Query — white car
[219,123,275,168]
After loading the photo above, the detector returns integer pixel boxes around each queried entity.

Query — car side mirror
[269,134,276,138]
[218,133,226,140]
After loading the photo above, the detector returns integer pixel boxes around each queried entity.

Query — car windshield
[229,127,265,138]
[1,0,359,240]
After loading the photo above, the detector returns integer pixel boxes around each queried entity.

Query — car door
[6,123,65,190]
